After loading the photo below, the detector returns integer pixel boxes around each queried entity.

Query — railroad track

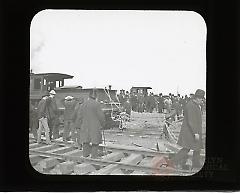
[29,138,195,175]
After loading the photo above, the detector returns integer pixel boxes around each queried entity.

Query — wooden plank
[90,164,118,175]
[49,165,62,175]
[92,154,143,175]
[38,157,60,169]
[33,164,44,173]
[46,146,69,153]
[29,155,43,165]
[110,169,124,175]
[101,152,125,162]
[130,171,148,175]
[53,147,74,155]
[131,157,152,175]
[59,161,75,174]
[29,143,44,149]
[120,154,143,165]
[164,142,205,156]
[62,149,82,156]
[31,145,59,152]
[74,163,96,175]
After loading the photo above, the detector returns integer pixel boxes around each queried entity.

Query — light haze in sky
[30,10,206,96]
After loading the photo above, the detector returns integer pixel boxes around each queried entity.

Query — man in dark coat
[157,93,164,113]
[29,102,38,140]
[123,98,132,116]
[169,89,205,170]
[72,96,84,148]
[37,94,51,144]
[148,93,156,113]
[172,97,182,120]
[75,89,106,158]
[130,92,138,112]
[47,90,59,140]
[61,96,78,141]
[137,92,144,113]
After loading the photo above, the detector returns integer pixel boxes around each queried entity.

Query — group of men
[29,89,106,159]
[30,87,206,170]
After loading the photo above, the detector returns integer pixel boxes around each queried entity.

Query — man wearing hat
[47,90,59,140]
[75,89,106,158]
[61,95,78,141]
[36,94,51,144]
[168,89,205,171]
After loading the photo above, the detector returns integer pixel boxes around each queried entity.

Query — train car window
[56,81,60,88]
[34,78,41,90]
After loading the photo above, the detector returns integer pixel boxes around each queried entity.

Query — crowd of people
[118,90,206,119]
[29,88,206,167]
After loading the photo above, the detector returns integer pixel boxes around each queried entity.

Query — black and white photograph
[29,10,206,176]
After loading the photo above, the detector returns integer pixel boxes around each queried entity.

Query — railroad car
[30,72,121,129]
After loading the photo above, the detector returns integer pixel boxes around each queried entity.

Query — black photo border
[1,0,240,191]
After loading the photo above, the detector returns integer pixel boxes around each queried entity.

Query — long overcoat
[177,100,203,150]
[76,98,105,144]
[62,99,77,121]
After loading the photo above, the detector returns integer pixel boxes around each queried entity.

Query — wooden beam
[90,164,118,175]
[74,163,96,175]
[101,152,125,162]
[164,142,205,156]
[110,169,124,175]
[131,157,152,175]
[29,155,43,165]
[53,147,74,154]
[46,146,69,153]
[31,145,59,152]
[38,157,60,169]
[29,143,44,149]
[59,161,75,174]
[92,154,143,175]
[62,149,83,156]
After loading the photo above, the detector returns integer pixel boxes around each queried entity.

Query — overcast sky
[30,10,206,96]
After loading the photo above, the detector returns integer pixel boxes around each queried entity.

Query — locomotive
[30,72,121,129]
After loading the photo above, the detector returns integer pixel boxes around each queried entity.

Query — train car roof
[30,73,73,79]
[131,87,152,89]
[56,85,82,89]
[84,88,117,92]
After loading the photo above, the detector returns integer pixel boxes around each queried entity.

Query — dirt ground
[103,111,206,152]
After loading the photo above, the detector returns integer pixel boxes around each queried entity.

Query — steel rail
[29,149,192,175]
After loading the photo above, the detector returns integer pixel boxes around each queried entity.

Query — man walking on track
[76,89,106,158]
[168,89,205,171]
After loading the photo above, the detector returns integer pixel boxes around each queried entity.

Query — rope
[162,118,178,143]
[103,88,129,130]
